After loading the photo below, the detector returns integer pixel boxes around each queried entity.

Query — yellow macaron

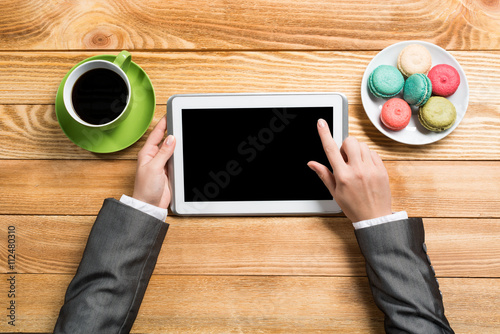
[397,44,433,77]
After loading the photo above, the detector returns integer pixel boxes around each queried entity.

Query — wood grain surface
[1,216,498,277]
[1,160,498,216]
[0,0,499,51]
[0,274,498,333]
[1,0,499,333]
[1,51,499,105]
[1,103,499,160]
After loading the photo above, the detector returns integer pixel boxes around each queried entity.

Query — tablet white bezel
[167,93,348,215]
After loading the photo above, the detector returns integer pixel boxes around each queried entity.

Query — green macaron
[403,73,432,106]
[368,65,405,98]
[418,96,457,132]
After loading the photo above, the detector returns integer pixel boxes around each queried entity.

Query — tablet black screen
[182,107,334,202]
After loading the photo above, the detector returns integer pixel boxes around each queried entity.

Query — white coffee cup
[63,50,133,131]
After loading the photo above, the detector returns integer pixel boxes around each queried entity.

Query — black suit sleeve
[54,198,169,334]
[354,218,454,334]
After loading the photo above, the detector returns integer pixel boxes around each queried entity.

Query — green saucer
[56,55,155,153]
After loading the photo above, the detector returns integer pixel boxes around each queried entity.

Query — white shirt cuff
[352,211,408,230]
[119,194,168,222]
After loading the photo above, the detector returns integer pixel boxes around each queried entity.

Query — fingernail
[318,119,326,128]
[165,135,173,146]
[306,162,316,172]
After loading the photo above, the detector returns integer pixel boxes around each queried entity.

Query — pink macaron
[380,98,412,131]
[427,64,460,97]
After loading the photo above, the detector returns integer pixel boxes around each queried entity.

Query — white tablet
[167,93,348,215]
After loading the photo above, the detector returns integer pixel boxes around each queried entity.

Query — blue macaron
[403,73,432,106]
[368,65,405,98]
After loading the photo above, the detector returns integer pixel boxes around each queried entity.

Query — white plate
[361,41,469,145]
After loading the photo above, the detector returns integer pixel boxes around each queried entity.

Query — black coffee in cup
[71,68,128,125]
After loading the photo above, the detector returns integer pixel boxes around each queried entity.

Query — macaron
[418,96,457,132]
[397,44,432,77]
[427,64,460,97]
[368,65,405,98]
[403,73,432,106]
[380,98,412,131]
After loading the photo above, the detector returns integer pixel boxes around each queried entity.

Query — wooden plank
[352,102,500,161]
[0,160,498,217]
[440,278,500,333]
[425,219,500,278]
[0,51,499,105]
[0,160,136,215]
[0,104,148,160]
[0,274,497,333]
[1,216,498,277]
[1,103,499,160]
[0,0,499,51]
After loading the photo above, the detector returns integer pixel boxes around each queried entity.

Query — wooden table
[0,0,499,332]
